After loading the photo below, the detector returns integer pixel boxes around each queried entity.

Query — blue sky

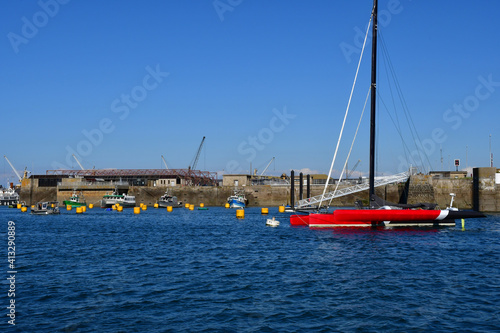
[1,0,499,186]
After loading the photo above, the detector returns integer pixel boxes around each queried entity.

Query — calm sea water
[1,206,499,332]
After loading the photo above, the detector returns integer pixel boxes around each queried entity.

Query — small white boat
[266,217,279,227]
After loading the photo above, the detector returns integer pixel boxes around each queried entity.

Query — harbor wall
[19,168,500,211]
[474,167,499,212]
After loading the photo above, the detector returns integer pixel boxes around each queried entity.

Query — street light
[490,134,493,167]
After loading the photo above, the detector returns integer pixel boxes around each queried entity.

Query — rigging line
[383,35,433,172]
[378,34,416,170]
[318,14,373,209]
[379,34,433,172]
[377,93,416,168]
[379,33,403,138]
[380,54,413,171]
[327,86,371,208]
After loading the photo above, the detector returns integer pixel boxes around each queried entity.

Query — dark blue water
[1,206,499,332]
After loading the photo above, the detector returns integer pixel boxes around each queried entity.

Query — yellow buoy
[21,206,27,213]
[189,204,194,211]
[117,205,123,212]
[261,208,269,215]
[279,206,285,213]
[134,207,141,214]
[142,205,147,211]
[167,206,173,212]
[185,203,190,208]
[154,203,159,208]
[51,203,55,208]
[76,207,83,214]
[225,203,230,208]
[236,209,244,219]
[82,206,87,212]
[17,203,22,209]
[89,204,94,209]
[112,204,117,210]
[66,205,72,211]
[200,203,204,208]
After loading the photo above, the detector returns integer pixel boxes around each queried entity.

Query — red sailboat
[291,0,485,228]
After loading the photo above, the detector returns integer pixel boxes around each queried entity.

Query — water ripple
[1,207,499,332]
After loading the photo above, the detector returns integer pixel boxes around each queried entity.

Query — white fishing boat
[0,186,19,206]
[101,188,136,208]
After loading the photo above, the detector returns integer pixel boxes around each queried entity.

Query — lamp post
[490,134,493,167]
[466,145,468,168]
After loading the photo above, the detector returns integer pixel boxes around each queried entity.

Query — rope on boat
[319,14,373,210]
[328,87,370,208]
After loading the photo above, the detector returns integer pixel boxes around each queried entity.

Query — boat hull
[290,209,485,228]
[63,200,86,207]
[1,198,19,206]
[31,210,60,215]
[158,195,182,208]
[101,201,136,208]
[229,199,245,208]
[158,201,183,208]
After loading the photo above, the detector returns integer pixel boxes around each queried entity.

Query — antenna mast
[369,0,378,205]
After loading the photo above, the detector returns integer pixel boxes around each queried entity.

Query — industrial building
[33,168,218,187]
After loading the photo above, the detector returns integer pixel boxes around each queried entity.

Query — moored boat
[227,189,247,208]
[63,190,86,207]
[291,0,485,228]
[266,217,280,227]
[0,186,19,206]
[101,188,136,208]
[31,201,60,215]
[157,190,183,208]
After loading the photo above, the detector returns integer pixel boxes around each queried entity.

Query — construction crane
[161,155,169,169]
[190,136,205,170]
[4,155,24,183]
[346,160,361,179]
[72,154,85,170]
[260,157,275,176]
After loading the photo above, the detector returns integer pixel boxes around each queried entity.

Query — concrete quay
[18,168,500,211]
